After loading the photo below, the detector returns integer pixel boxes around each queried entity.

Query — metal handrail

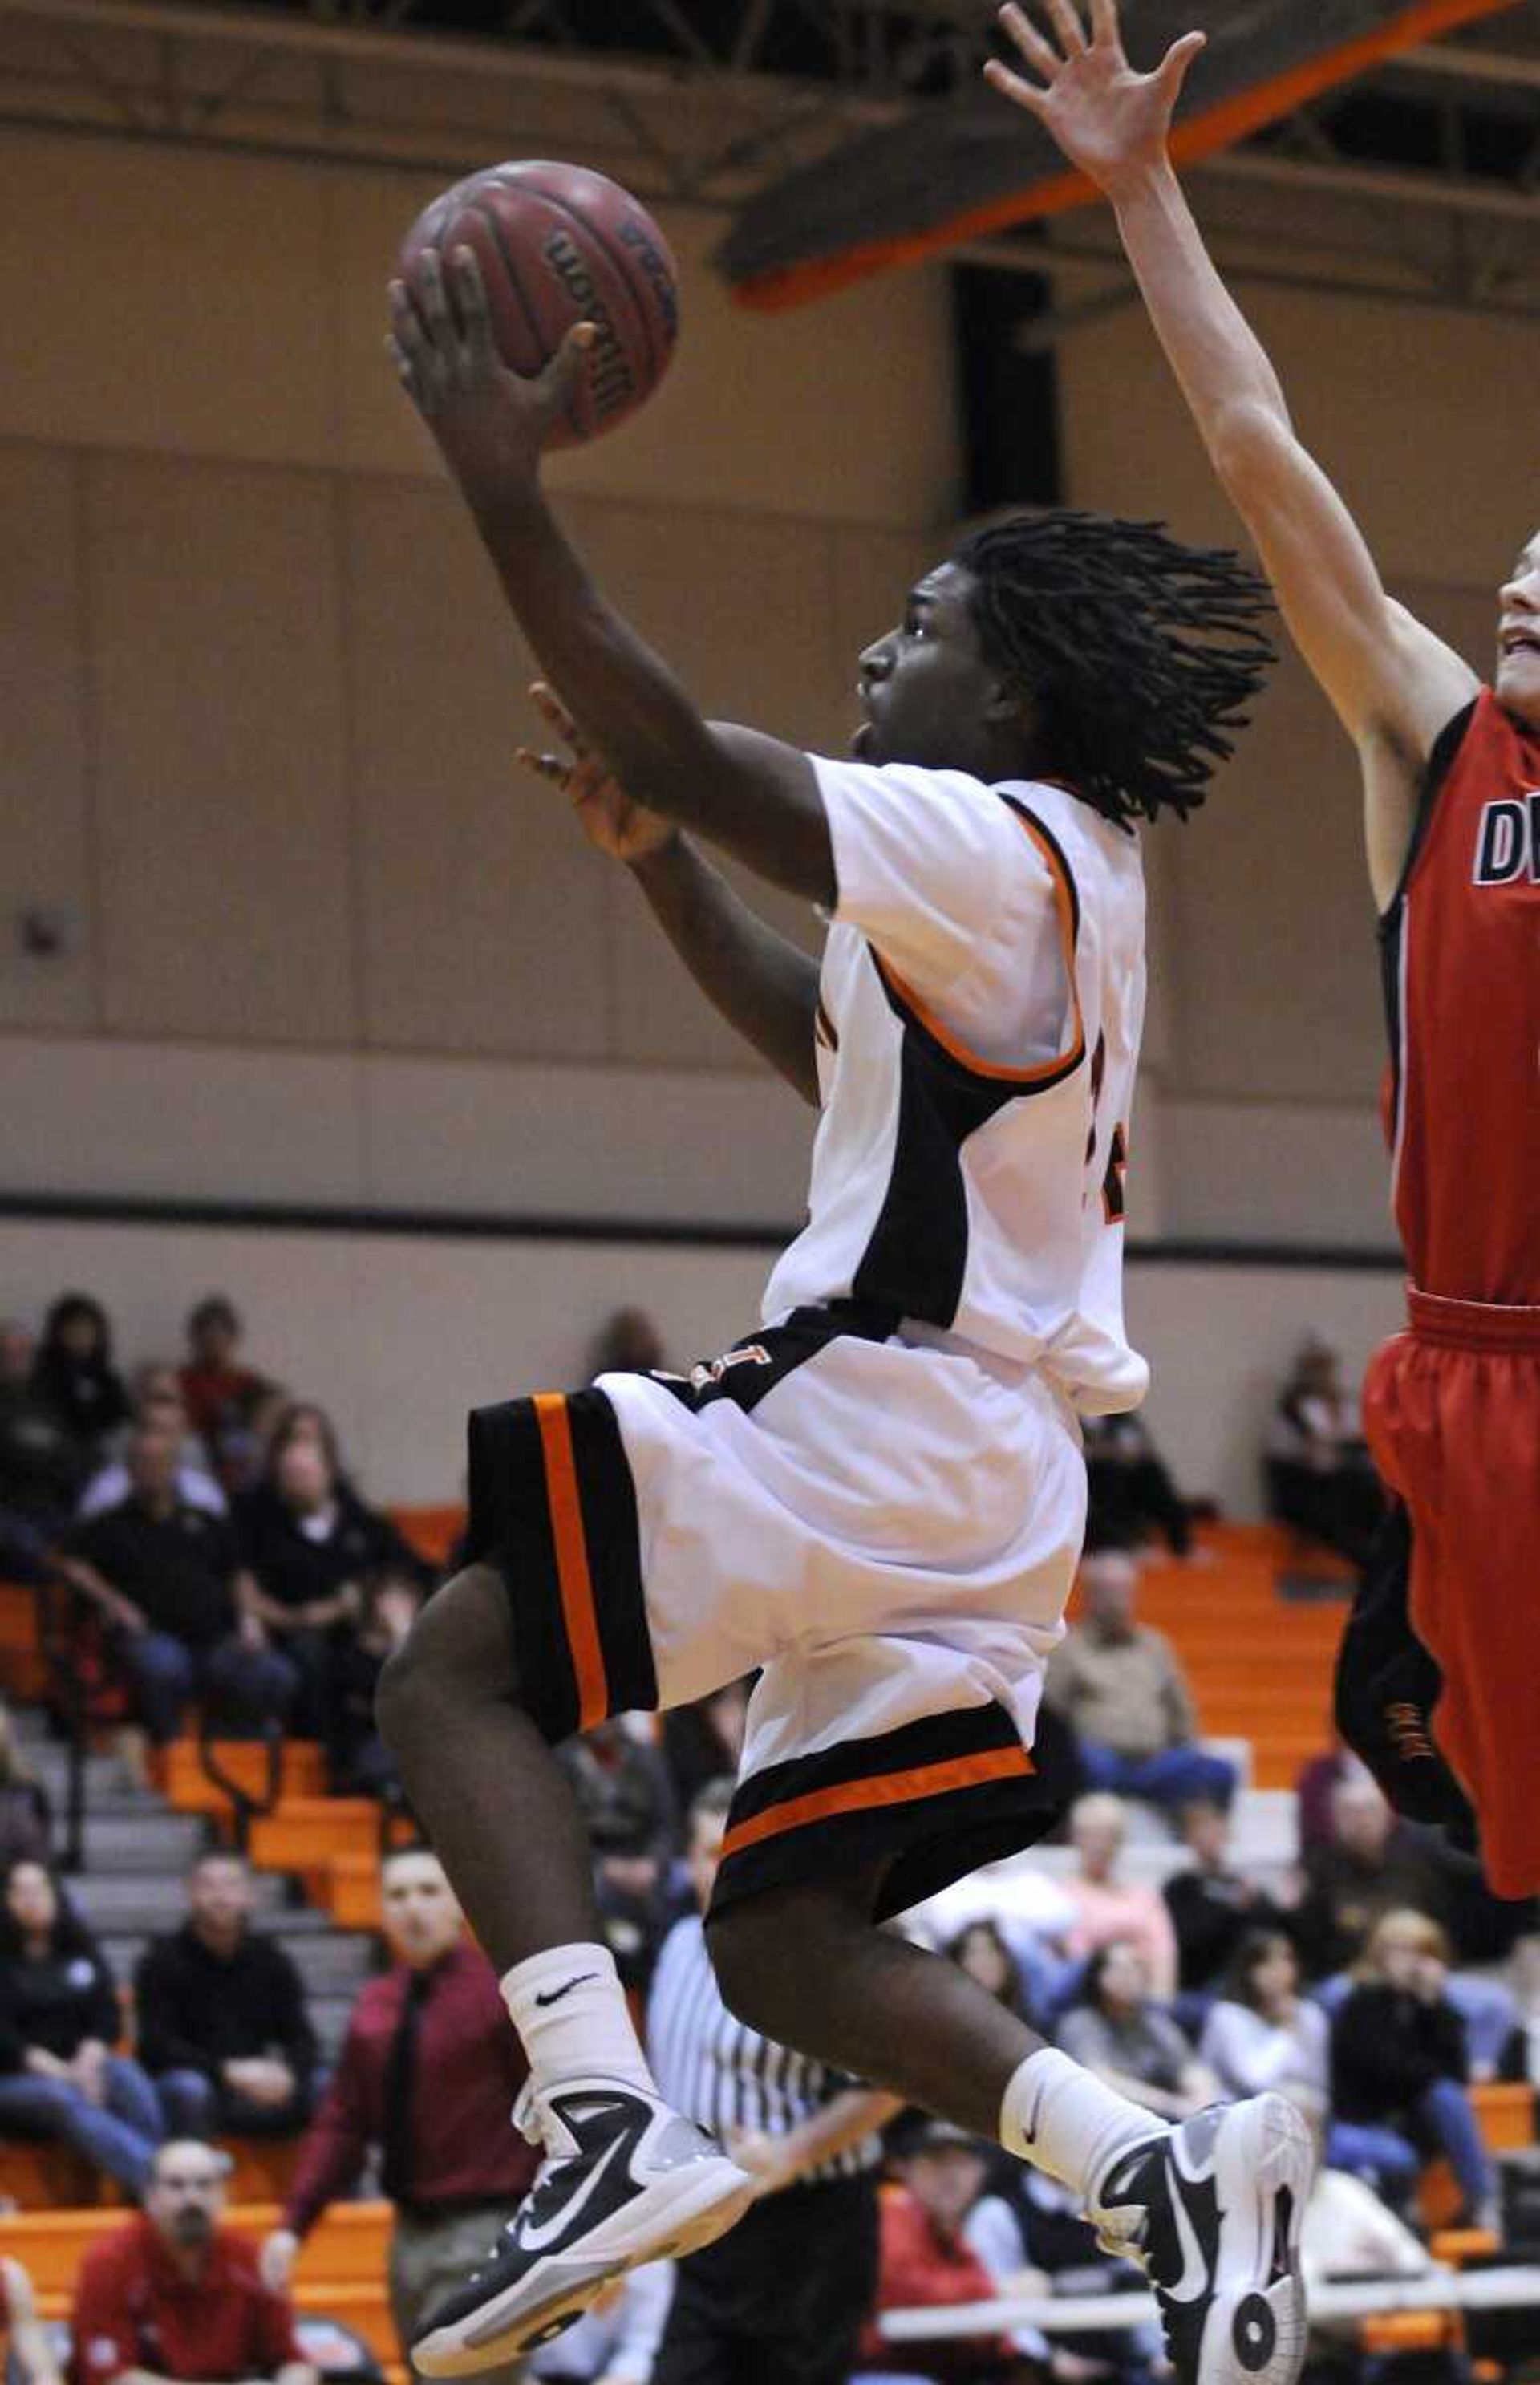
[195,1714,285,1852]
[33,1575,89,1875]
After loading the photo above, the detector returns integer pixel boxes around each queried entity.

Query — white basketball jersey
[762,758,1149,1415]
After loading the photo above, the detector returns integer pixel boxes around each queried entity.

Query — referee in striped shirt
[646,1778,900,2385]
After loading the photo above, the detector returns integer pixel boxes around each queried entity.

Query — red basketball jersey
[1382,689,1540,1304]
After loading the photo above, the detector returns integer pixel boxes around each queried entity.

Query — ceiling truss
[3,0,1540,325]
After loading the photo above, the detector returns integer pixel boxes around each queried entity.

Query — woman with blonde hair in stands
[1329,1908,1498,2233]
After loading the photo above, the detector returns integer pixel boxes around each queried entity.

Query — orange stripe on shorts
[533,1393,609,1732]
[720,1744,1033,1863]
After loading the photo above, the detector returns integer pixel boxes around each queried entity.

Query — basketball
[398,162,679,448]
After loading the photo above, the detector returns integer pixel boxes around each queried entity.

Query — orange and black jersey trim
[711,1700,1071,1925]
[851,794,1084,1331]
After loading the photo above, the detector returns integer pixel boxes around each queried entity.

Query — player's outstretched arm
[388,250,833,908]
[987,2,1479,908]
[520,684,822,1105]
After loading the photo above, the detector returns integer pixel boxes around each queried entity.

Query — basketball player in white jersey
[380,248,1315,2385]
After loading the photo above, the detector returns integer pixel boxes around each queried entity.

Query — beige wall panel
[1160,643,1382,1104]
[1058,277,1540,590]
[87,455,356,1044]
[0,446,95,1030]
[1160,1097,1391,1247]
[343,476,610,1057]
[334,179,960,526]
[0,1036,367,1205]
[0,136,332,464]
[562,498,836,1068]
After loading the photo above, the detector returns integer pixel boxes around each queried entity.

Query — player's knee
[375,1560,521,1753]
[705,1901,791,2039]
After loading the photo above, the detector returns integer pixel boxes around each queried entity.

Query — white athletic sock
[500,1943,659,2104]
[1000,2047,1159,2214]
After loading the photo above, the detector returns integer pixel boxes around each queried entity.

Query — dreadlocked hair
[953,510,1276,828]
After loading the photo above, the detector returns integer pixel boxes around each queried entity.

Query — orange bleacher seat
[302,1852,383,1931]
[388,1505,465,1569]
[1361,2311,1461,2354]
[156,1737,327,1811]
[0,1580,47,1701]
[0,2137,103,2209]
[219,2136,303,2205]
[248,1798,379,1872]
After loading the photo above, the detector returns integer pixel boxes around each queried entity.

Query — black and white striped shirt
[646,1915,881,2186]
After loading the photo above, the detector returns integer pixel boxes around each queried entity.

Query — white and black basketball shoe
[1092,2095,1315,2385]
[411,2077,755,2376]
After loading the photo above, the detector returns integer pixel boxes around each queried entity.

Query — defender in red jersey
[991,2,1540,1895]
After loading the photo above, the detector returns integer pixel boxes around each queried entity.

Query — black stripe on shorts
[464,1386,657,1745]
[711,1699,1072,1924]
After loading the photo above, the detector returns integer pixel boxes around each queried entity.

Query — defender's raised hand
[387,246,596,489]
[984,1,1206,196]
[517,681,675,866]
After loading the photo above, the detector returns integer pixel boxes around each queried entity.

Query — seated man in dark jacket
[136,1852,318,2140]
[59,1427,298,1753]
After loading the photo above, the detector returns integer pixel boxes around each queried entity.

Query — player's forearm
[461,477,832,899]
[630,836,821,1105]
[1108,160,1292,473]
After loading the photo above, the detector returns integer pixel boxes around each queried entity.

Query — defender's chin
[851,721,879,761]
[1495,655,1540,728]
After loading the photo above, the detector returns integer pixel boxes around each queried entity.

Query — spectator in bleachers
[0,1856,162,2194]
[30,1296,128,1468]
[262,1846,535,2385]
[1264,1336,1384,1578]
[0,1320,81,1584]
[1,2256,63,2385]
[237,1405,427,1738]
[178,1298,279,1491]
[1163,1799,1289,2002]
[590,1307,667,1378]
[945,1921,1038,2030]
[59,1425,298,1762]
[1042,1551,1234,1821]
[136,1851,318,2144]
[0,1702,51,1873]
[661,1678,752,1819]
[1293,1734,1355,1857]
[1198,1929,1328,2115]
[557,1717,679,1991]
[964,2153,1162,2385]
[72,2140,316,2385]
[78,1365,226,1523]
[1294,1775,1452,1981]
[326,1573,426,1799]
[1058,1795,1180,2000]
[1082,1411,1192,1560]
[857,2119,1047,2384]
[1056,1942,1218,2125]
[646,1778,896,2385]
[1328,1908,1498,2231]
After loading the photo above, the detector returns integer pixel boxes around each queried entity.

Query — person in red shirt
[261,1848,536,2383]
[72,2140,314,2385]
[990,0,1540,1900]
[860,2121,1044,2385]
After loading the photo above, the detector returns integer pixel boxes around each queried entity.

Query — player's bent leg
[708,1872,1314,2385]
[379,1572,752,2376]
[375,1561,599,1966]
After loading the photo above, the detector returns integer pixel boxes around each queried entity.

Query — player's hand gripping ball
[396,162,679,447]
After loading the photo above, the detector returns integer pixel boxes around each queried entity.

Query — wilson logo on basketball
[619,219,680,342]
[541,230,637,419]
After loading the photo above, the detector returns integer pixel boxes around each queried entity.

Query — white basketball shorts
[464,1300,1085,1919]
